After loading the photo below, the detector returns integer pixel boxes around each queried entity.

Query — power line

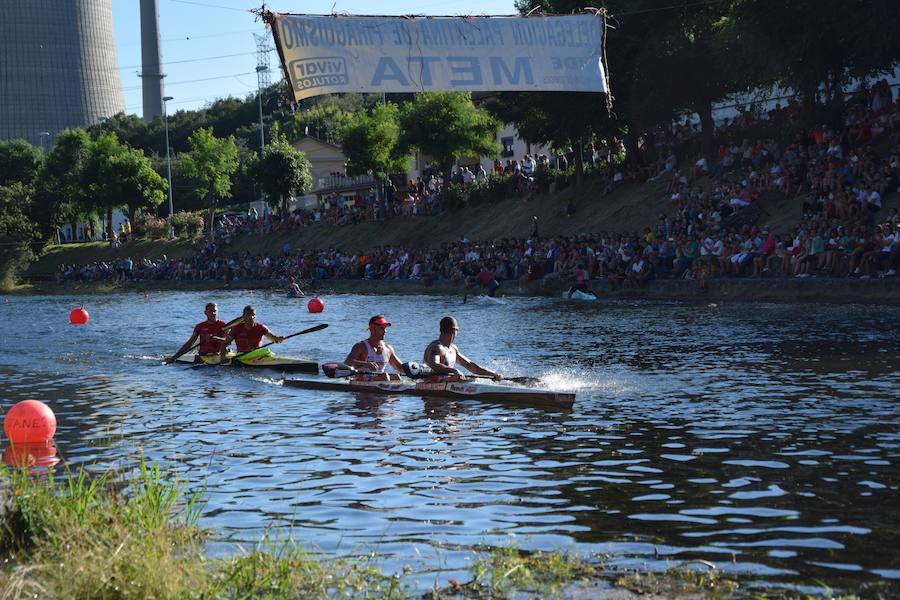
[122,71,257,91]
[118,50,268,71]
[167,0,253,12]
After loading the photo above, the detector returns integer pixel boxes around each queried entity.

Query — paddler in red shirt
[218,305,285,363]
[165,302,227,363]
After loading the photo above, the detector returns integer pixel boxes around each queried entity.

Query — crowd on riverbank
[51,83,900,290]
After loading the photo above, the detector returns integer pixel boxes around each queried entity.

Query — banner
[269,13,608,101]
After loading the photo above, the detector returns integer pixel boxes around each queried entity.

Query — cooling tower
[0,0,125,148]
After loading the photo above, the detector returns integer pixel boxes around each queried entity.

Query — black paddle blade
[402,362,434,379]
[322,362,356,378]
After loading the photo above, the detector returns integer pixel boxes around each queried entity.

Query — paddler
[567,263,592,297]
[423,316,502,381]
[288,277,305,297]
[344,315,405,379]
[218,305,284,363]
[165,302,227,363]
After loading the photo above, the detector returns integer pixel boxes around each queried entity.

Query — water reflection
[0,293,898,591]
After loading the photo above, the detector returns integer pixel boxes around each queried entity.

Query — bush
[170,211,204,239]
[438,185,469,212]
[134,213,168,240]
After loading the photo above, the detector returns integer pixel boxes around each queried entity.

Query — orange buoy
[4,441,59,469]
[307,297,325,313]
[69,306,89,325]
[4,400,57,444]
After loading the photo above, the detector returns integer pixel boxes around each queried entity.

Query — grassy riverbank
[0,462,878,599]
[10,174,900,303]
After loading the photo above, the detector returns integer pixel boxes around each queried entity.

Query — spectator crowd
[55,80,900,291]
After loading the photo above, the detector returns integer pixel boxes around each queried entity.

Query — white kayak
[562,290,598,301]
[283,377,575,409]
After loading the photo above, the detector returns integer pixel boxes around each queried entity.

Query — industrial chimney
[140,0,164,121]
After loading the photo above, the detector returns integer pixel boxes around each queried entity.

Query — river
[1,290,898,593]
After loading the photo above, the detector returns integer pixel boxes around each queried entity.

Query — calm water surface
[1,291,898,592]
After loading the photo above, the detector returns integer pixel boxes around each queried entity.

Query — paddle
[164,314,243,365]
[471,374,542,386]
[228,323,329,363]
[399,362,539,385]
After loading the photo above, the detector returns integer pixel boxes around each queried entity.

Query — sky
[112,0,517,117]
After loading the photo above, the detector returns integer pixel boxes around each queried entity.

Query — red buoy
[4,399,57,444]
[69,306,89,325]
[307,297,325,313]
[4,442,59,469]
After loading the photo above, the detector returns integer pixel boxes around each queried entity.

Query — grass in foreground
[0,461,883,599]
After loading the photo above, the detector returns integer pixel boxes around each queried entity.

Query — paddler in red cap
[423,316,502,381]
[344,314,405,379]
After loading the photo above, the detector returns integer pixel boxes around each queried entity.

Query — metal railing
[314,174,376,192]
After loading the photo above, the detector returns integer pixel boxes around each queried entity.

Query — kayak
[283,377,575,409]
[175,351,318,374]
[562,290,597,301]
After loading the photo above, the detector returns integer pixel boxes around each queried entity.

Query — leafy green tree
[0,139,42,187]
[0,183,40,281]
[284,104,352,146]
[81,134,167,239]
[32,129,93,242]
[179,128,239,237]
[251,137,312,217]
[398,93,500,185]
[732,0,900,119]
[339,103,410,201]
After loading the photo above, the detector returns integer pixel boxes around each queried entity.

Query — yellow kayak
[175,350,318,374]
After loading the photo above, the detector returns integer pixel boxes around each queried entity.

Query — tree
[398,93,500,186]
[339,103,410,202]
[32,129,92,242]
[179,128,239,237]
[732,0,900,120]
[0,139,42,188]
[82,133,167,234]
[252,137,313,217]
[284,104,352,146]
[81,134,167,239]
[0,183,40,281]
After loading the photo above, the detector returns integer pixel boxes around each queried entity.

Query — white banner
[270,14,608,101]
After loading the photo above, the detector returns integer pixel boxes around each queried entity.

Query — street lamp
[39,131,50,154]
[162,96,175,237]
[98,116,108,135]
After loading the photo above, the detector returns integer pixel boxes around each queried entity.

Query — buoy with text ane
[4,399,57,444]
[69,306,89,325]
[307,297,325,313]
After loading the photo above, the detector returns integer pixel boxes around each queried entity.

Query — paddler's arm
[218,332,235,364]
[261,324,284,344]
[456,351,502,381]
[345,342,377,372]
[165,328,200,364]
[386,344,405,373]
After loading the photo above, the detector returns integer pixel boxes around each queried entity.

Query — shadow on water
[1,292,899,591]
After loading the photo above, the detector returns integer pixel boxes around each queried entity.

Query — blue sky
[112,0,517,116]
